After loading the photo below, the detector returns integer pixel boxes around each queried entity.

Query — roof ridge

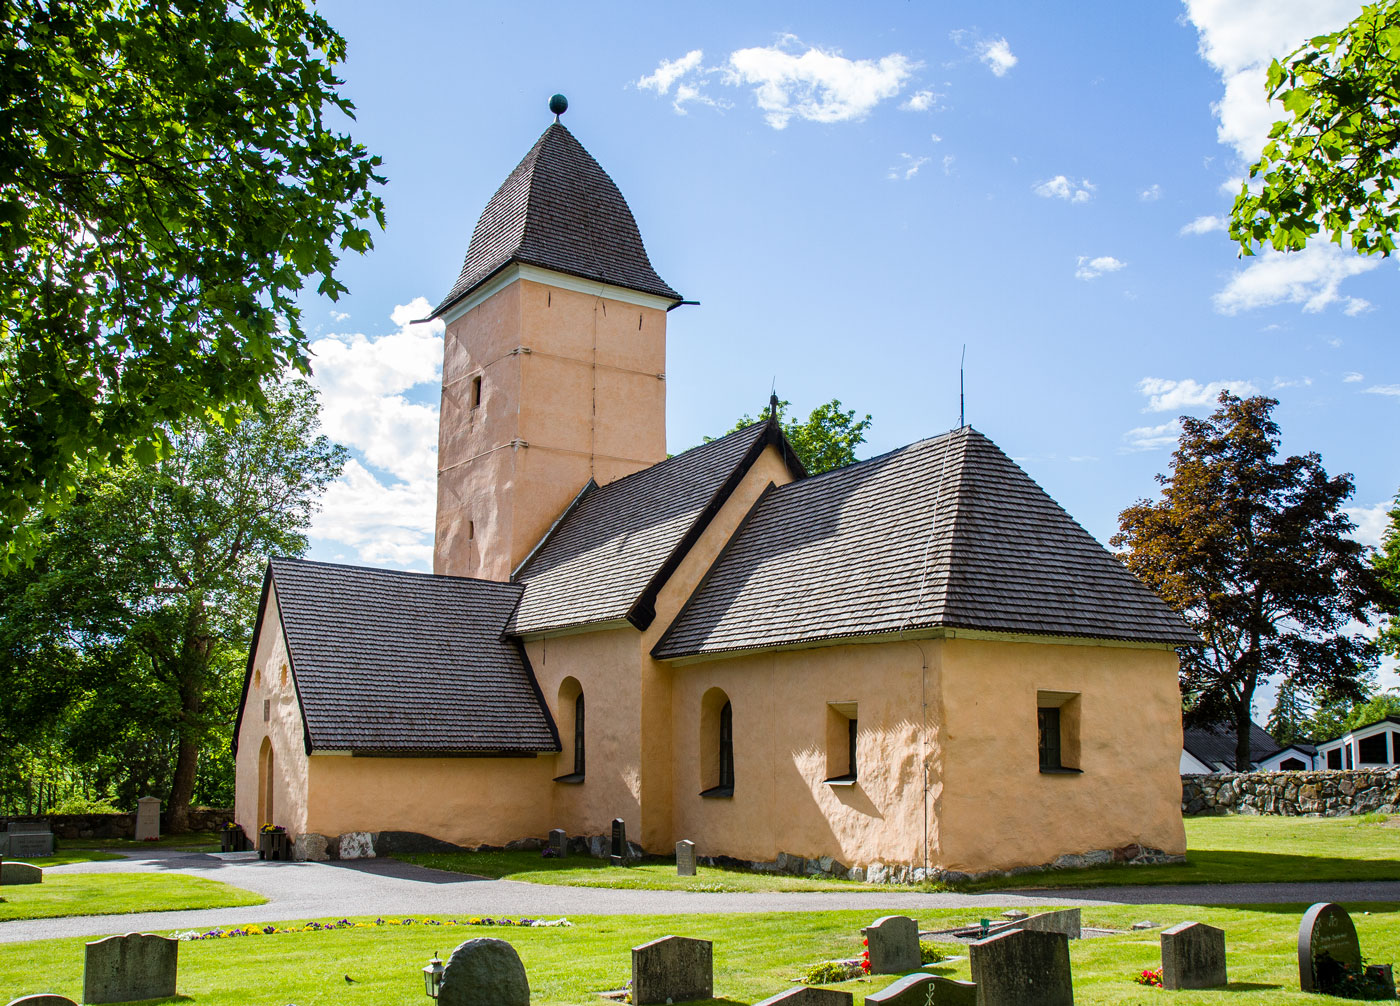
[270,555,522,590]
[900,427,971,629]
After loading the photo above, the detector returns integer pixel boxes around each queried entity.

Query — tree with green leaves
[0,381,346,828]
[1112,393,1389,771]
[1301,689,1400,743]
[712,398,874,474]
[0,0,384,568]
[1230,0,1400,257]
[1375,488,1400,657]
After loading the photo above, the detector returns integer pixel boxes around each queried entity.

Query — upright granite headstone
[1017,908,1082,939]
[438,937,530,1006]
[548,829,568,858]
[631,935,713,1005]
[6,822,53,858]
[1299,902,1362,993]
[676,839,697,877]
[134,797,161,841]
[865,973,977,1005]
[610,818,627,866]
[83,933,178,1005]
[0,862,41,885]
[754,988,854,1006]
[6,995,79,1006]
[1160,921,1227,990]
[970,928,1073,1006]
[862,915,921,975]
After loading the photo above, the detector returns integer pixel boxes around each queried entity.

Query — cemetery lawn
[80,831,222,853]
[0,874,266,921]
[397,850,886,891]
[27,851,124,867]
[1,903,1397,1004]
[964,814,1400,891]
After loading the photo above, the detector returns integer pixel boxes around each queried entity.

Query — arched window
[700,687,734,797]
[555,677,585,784]
[718,701,734,790]
[573,693,586,776]
[258,737,275,827]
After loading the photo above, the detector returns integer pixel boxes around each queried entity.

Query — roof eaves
[231,563,275,758]
[269,563,316,757]
[627,420,803,631]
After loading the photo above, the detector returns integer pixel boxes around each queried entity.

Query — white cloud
[1213,244,1382,315]
[724,37,917,129]
[1345,501,1395,550]
[1270,376,1312,390]
[901,89,941,112]
[306,298,444,569]
[1140,184,1162,201]
[929,133,943,143]
[638,49,705,94]
[1035,175,1095,203]
[1344,371,1365,382]
[888,153,930,181]
[1365,385,1400,397]
[1075,255,1125,280]
[942,154,956,175]
[1137,377,1262,412]
[979,37,1018,76]
[1183,0,1368,161]
[1344,297,1374,316]
[330,311,350,322]
[1180,215,1227,236]
[1123,419,1183,452]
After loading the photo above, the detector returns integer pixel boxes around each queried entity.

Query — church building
[233,106,1196,879]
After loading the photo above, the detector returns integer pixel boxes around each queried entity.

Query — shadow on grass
[1224,982,1283,991]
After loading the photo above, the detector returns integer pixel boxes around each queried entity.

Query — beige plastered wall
[234,586,310,839]
[304,755,555,847]
[935,636,1186,872]
[436,276,668,580]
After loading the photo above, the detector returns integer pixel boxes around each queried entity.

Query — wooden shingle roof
[509,421,804,636]
[653,427,1200,659]
[431,123,680,318]
[252,559,558,755]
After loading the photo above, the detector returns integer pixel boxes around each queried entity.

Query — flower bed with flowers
[170,915,572,941]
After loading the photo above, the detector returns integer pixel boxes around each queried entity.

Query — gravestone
[610,818,627,866]
[6,822,53,858]
[1,862,41,885]
[866,973,977,1005]
[755,987,854,1005]
[631,935,712,1005]
[969,928,1073,1006]
[438,937,530,1006]
[83,933,178,1004]
[6,996,79,1006]
[548,829,568,858]
[1299,902,1362,993]
[862,915,921,975]
[676,839,696,877]
[1017,908,1082,939]
[134,797,161,841]
[1160,921,1227,990]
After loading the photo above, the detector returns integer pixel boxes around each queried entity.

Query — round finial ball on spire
[549,93,569,117]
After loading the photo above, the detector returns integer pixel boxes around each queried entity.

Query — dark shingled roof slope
[510,421,802,636]
[432,123,680,317]
[263,558,558,754]
[1183,721,1280,770]
[653,427,1200,659]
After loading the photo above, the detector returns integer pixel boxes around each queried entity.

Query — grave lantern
[422,951,444,998]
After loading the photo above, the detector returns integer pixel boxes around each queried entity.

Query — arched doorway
[257,737,275,827]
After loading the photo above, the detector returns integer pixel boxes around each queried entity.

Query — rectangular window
[825,702,858,784]
[1036,690,1082,774]
[263,699,270,723]
[1327,747,1342,770]
[470,374,482,409]
[1359,732,1387,764]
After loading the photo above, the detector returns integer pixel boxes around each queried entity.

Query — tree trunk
[166,730,199,833]
[1234,698,1254,772]
[165,646,208,834]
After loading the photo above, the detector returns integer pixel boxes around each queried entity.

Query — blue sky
[297,1,1398,695]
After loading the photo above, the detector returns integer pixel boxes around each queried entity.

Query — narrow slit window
[573,693,585,776]
[718,701,734,790]
[470,374,482,409]
[1038,707,1062,770]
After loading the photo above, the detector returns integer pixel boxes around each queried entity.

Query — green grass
[1,904,1395,1004]
[0,874,266,922]
[25,850,124,867]
[69,830,222,853]
[961,814,1400,891]
[398,850,883,892]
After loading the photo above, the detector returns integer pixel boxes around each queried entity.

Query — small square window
[1327,748,1342,770]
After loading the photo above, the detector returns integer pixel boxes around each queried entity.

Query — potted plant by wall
[258,824,289,860]
[221,822,243,853]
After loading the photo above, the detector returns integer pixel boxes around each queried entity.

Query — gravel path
[5,849,1399,946]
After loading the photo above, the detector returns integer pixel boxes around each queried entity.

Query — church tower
[429,99,681,580]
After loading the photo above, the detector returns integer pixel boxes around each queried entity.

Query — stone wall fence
[1182,770,1400,817]
[0,806,232,840]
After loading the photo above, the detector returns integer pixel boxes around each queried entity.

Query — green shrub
[921,940,947,964]
[800,960,862,984]
[50,795,123,815]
